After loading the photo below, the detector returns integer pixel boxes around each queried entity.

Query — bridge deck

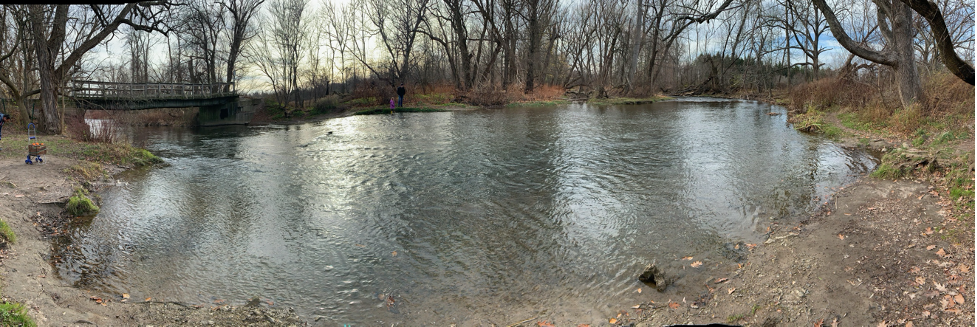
[69,81,238,110]
[70,80,236,100]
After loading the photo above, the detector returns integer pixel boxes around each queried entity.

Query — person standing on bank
[396,83,406,107]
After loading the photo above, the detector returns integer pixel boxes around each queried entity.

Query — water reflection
[60,99,875,325]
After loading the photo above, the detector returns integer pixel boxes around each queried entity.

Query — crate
[28,144,47,156]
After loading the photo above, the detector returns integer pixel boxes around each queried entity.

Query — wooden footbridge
[70,80,238,110]
[69,80,252,126]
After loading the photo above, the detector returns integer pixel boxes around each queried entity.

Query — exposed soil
[586,177,974,327]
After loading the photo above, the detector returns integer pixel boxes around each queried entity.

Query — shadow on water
[58,99,875,325]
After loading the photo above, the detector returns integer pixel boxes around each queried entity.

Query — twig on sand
[506,316,538,327]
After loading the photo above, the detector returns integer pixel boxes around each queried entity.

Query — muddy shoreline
[0,107,972,326]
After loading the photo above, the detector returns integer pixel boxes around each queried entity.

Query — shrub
[67,189,99,216]
[311,95,341,115]
[0,220,15,244]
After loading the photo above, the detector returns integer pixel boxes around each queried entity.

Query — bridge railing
[69,80,235,99]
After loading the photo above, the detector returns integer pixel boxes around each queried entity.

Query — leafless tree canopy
[0,0,973,132]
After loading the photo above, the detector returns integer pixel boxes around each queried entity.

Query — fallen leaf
[954,294,964,304]
[878,321,887,327]
[959,264,970,272]
[924,227,933,235]
[909,266,921,274]
[122,293,130,299]
[145,298,152,302]
[935,248,948,257]
[838,234,845,240]
[815,318,824,327]
[636,288,642,293]
[391,251,397,256]
[690,261,703,268]
[905,322,913,327]
[831,318,839,327]
[933,282,947,292]
[668,302,679,309]
[715,278,729,284]
[631,304,641,309]
[681,256,693,260]
[915,276,925,285]
[745,243,757,250]
[608,318,617,324]
[537,321,555,327]
[926,245,936,250]
[727,287,736,295]
[941,295,955,309]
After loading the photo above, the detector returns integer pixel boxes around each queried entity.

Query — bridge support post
[197,98,254,126]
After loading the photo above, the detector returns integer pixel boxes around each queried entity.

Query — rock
[638,263,671,292]
[721,242,749,262]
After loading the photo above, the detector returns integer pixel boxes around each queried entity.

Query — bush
[67,189,99,216]
[310,95,341,115]
[0,219,15,244]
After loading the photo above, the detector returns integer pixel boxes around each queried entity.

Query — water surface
[58,99,875,325]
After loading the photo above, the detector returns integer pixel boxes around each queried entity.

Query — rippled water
[56,99,875,325]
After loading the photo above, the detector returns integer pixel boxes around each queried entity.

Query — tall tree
[813,0,975,108]
[220,0,264,86]
[26,4,170,134]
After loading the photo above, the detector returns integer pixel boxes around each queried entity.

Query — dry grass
[790,71,974,138]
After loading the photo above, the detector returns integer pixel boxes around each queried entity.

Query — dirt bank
[577,176,974,327]
[0,156,303,326]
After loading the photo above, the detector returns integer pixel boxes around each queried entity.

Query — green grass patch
[0,301,35,327]
[838,112,887,134]
[505,99,571,107]
[870,162,906,180]
[726,313,745,323]
[0,220,15,244]
[67,188,99,217]
[1,136,162,168]
[353,107,448,115]
[343,97,377,107]
[791,108,845,139]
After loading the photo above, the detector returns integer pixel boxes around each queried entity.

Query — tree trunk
[891,1,921,106]
[29,5,64,134]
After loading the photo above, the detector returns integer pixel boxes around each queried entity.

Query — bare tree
[813,0,975,108]
[216,0,264,87]
[26,4,171,134]
[252,0,307,111]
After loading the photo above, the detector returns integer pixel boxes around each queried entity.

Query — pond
[60,99,876,325]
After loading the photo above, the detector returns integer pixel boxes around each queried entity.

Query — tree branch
[811,0,897,66]
[899,0,974,85]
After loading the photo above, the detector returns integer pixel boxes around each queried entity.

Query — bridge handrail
[69,80,235,99]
